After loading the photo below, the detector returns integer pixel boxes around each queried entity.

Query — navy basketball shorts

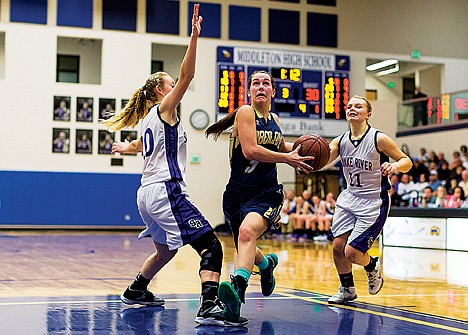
[223,183,283,248]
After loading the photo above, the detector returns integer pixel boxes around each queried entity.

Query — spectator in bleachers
[446,178,459,196]
[449,151,463,170]
[389,174,401,206]
[449,165,464,184]
[289,195,309,242]
[459,169,468,196]
[428,150,439,166]
[420,186,437,208]
[460,145,468,168]
[445,186,465,208]
[436,151,449,169]
[428,170,443,192]
[434,186,447,208]
[409,158,428,182]
[397,173,416,206]
[413,173,429,194]
[279,189,296,236]
[304,195,322,240]
[418,147,430,167]
[314,193,335,242]
[437,161,451,181]
[428,161,438,175]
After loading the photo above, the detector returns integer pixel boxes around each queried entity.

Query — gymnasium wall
[1,0,468,227]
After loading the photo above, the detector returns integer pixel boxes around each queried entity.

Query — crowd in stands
[218,144,468,242]
[272,144,468,242]
[275,189,336,243]
[390,145,468,208]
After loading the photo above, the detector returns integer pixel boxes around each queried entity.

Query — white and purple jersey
[140,105,187,186]
[137,104,211,250]
[339,125,390,198]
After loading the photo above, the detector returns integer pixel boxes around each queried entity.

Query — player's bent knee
[190,231,223,274]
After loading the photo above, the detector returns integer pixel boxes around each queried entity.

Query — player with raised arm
[102,4,246,327]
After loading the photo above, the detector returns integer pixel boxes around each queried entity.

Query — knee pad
[191,231,223,274]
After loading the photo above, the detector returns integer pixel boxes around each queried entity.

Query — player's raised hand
[191,3,203,37]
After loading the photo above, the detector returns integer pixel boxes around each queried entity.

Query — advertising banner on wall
[382,217,446,249]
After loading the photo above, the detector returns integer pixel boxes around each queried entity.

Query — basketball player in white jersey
[325,95,412,304]
[102,4,246,327]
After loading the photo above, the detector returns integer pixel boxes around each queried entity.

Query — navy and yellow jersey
[227,107,283,190]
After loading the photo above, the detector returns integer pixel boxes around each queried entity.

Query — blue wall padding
[102,0,137,32]
[307,12,337,47]
[0,171,143,227]
[188,2,221,38]
[57,0,93,28]
[229,6,261,42]
[10,0,47,24]
[268,9,300,44]
[146,0,180,35]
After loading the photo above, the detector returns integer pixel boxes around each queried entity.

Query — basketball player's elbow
[242,147,258,160]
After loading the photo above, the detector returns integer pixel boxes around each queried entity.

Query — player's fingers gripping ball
[293,134,331,170]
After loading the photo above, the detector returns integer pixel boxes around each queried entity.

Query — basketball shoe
[366,257,384,295]
[260,253,278,297]
[327,286,357,304]
[195,298,248,327]
[218,275,248,322]
[120,286,165,306]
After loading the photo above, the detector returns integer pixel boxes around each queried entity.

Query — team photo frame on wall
[98,130,114,154]
[52,128,70,153]
[99,98,115,120]
[53,96,71,121]
[121,99,129,110]
[76,97,94,122]
[76,129,93,154]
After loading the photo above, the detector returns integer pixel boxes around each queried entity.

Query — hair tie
[141,85,146,91]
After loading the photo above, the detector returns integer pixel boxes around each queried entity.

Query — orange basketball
[292,134,331,170]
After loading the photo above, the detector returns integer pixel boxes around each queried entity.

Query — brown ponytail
[205,110,238,141]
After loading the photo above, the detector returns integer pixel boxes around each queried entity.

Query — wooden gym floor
[0,230,466,334]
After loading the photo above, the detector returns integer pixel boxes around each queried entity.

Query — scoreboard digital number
[216,46,350,136]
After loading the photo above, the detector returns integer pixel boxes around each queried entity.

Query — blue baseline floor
[0,290,466,335]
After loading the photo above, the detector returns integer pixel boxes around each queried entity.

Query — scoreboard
[216,46,351,137]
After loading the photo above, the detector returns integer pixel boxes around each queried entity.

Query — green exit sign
[388,81,396,89]
[411,50,421,59]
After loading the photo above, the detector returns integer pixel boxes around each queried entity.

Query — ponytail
[205,109,238,141]
[100,72,169,132]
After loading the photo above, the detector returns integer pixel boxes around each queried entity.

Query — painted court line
[277,291,468,334]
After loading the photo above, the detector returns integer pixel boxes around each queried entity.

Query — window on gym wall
[57,37,102,84]
[151,60,163,74]
[57,55,79,83]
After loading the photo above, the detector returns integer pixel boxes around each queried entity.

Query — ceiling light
[366,59,398,71]
[375,64,400,76]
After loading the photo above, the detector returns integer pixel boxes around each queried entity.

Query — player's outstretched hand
[288,145,315,175]
[112,140,129,154]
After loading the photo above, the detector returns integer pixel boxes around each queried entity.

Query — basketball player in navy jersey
[102,4,246,327]
[205,71,314,322]
[325,95,412,304]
